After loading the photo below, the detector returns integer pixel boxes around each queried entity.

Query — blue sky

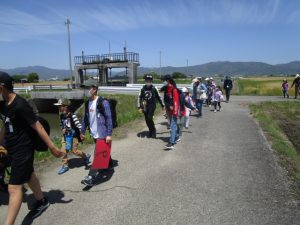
[1,0,300,69]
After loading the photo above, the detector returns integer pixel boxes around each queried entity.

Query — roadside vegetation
[235,77,295,96]
[250,101,300,191]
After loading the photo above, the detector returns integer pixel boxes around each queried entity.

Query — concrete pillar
[128,62,138,84]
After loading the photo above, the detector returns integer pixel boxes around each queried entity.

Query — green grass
[250,101,300,185]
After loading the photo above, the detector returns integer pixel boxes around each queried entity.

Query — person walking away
[80,79,113,186]
[54,98,90,174]
[281,79,289,98]
[138,74,164,138]
[212,86,223,112]
[182,87,197,129]
[195,77,207,118]
[0,71,64,225]
[191,78,198,105]
[291,74,300,99]
[223,76,233,102]
[162,75,179,150]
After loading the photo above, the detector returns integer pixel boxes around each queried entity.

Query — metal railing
[74,52,139,65]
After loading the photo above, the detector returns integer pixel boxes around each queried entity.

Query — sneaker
[81,176,95,187]
[58,165,69,175]
[176,137,181,143]
[28,197,50,219]
[165,143,175,150]
[214,110,217,113]
[84,154,91,165]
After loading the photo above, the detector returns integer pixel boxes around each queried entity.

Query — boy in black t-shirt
[137,74,164,138]
[0,72,64,225]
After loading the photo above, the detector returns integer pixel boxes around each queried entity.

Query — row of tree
[140,71,188,79]
[12,73,39,83]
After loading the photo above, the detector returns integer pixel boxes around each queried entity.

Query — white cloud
[0,0,288,42]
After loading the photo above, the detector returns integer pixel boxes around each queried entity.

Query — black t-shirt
[0,95,37,155]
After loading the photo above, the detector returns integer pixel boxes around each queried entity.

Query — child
[212,86,223,113]
[282,79,289,98]
[182,87,197,129]
[54,98,90,174]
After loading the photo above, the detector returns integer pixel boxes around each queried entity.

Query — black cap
[0,71,13,87]
[162,74,172,81]
[144,74,153,80]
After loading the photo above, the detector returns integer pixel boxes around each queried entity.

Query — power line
[0,22,62,26]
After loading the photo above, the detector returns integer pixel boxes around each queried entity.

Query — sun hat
[54,98,71,106]
[182,87,189,93]
[80,78,98,88]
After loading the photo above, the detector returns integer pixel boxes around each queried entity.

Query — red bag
[91,139,111,169]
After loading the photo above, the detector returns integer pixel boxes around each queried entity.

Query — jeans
[169,115,178,144]
[195,99,203,117]
[177,116,183,137]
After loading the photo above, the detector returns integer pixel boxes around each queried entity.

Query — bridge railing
[74,52,139,65]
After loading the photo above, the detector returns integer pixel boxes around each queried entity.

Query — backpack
[34,116,50,152]
[177,88,185,112]
[85,96,118,129]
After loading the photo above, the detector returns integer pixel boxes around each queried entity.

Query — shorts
[9,149,34,185]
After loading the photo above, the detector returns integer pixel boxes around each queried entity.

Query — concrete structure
[73,52,140,87]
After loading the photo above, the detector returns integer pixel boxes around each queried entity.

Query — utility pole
[186,59,189,77]
[65,18,73,86]
[159,51,162,78]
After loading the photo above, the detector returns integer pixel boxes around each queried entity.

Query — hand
[50,146,65,158]
[162,106,165,111]
[62,129,66,134]
[170,106,174,110]
[106,136,112,143]
[138,108,143,113]
[80,134,85,141]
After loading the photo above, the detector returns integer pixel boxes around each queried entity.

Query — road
[1,96,300,225]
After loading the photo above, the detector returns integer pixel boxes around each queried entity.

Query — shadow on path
[21,189,73,225]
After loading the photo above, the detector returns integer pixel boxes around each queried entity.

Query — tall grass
[236,77,295,96]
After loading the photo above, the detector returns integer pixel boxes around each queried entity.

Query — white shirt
[88,96,100,139]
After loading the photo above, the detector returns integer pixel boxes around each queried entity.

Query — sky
[1,0,300,70]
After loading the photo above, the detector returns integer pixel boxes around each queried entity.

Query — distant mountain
[2,61,300,80]
[136,61,300,76]
[0,66,70,80]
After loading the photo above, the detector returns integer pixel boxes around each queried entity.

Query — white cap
[205,77,209,81]
[296,74,300,78]
[182,87,188,93]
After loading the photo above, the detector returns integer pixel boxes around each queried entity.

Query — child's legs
[218,101,221,109]
[60,138,68,166]
[185,115,190,128]
[214,101,217,110]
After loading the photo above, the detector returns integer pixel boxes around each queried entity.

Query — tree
[11,74,28,83]
[172,72,187,79]
[27,73,39,83]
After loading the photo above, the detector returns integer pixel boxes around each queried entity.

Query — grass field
[250,101,300,189]
[235,77,296,96]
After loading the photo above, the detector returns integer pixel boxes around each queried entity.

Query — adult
[291,74,300,99]
[162,75,179,150]
[194,77,207,118]
[138,74,164,138]
[80,79,113,186]
[223,76,233,102]
[0,71,63,225]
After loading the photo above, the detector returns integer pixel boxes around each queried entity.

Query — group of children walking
[138,74,225,150]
